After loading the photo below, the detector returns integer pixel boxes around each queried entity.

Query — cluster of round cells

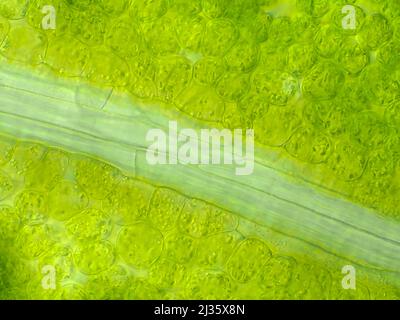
[0,136,398,299]
[0,0,399,298]
[0,0,399,216]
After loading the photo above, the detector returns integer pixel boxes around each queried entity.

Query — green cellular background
[0,0,399,299]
